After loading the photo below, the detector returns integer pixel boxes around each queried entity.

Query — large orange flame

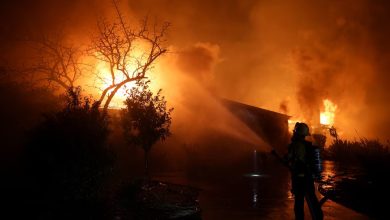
[320,99,337,126]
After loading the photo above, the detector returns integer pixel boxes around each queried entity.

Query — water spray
[244,149,268,178]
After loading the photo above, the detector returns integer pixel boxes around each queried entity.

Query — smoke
[151,47,270,150]
[176,43,220,89]
[280,0,383,138]
[279,99,289,114]
[128,0,390,140]
[1,0,390,142]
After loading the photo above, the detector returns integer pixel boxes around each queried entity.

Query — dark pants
[292,175,323,220]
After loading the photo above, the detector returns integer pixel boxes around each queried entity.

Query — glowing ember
[320,99,337,126]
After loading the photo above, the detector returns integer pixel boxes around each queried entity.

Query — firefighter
[287,122,323,220]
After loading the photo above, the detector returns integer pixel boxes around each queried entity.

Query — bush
[327,138,390,177]
[25,87,113,212]
[121,80,173,175]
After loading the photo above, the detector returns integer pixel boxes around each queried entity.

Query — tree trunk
[101,76,145,113]
[144,150,149,177]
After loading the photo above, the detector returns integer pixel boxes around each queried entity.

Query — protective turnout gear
[292,175,323,220]
[289,122,322,179]
[309,146,323,180]
[287,122,323,220]
[293,122,310,136]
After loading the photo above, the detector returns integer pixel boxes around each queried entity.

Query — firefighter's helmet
[293,122,310,136]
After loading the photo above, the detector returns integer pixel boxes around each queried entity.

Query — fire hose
[270,149,330,207]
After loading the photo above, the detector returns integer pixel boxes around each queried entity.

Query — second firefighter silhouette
[286,122,323,220]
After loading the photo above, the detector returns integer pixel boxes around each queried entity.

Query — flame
[320,99,337,126]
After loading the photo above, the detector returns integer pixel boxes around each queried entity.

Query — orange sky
[1,0,390,140]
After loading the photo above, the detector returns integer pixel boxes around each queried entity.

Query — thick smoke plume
[129,0,390,140]
[176,43,220,89]
[1,0,390,142]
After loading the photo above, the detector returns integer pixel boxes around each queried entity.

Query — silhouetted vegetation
[325,128,390,179]
[89,1,169,112]
[10,1,169,113]
[24,87,113,219]
[327,138,390,176]
[121,80,173,175]
[320,131,390,218]
[0,80,59,150]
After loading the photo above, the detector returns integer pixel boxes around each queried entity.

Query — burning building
[222,99,290,152]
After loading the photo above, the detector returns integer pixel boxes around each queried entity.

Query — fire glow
[94,59,136,109]
[93,44,162,109]
[320,99,337,126]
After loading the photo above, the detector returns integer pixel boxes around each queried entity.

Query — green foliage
[121,80,173,152]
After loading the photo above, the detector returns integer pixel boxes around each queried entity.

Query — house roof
[221,98,290,120]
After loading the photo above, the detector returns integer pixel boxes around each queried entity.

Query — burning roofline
[220,98,291,120]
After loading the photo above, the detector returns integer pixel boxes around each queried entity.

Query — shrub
[25,87,113,204]
[327,138,390,177]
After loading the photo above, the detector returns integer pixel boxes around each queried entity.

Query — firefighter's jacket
[287,139,312,177]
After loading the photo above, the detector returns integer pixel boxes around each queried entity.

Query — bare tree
[26,33,82,90]
[90,0,169,112]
